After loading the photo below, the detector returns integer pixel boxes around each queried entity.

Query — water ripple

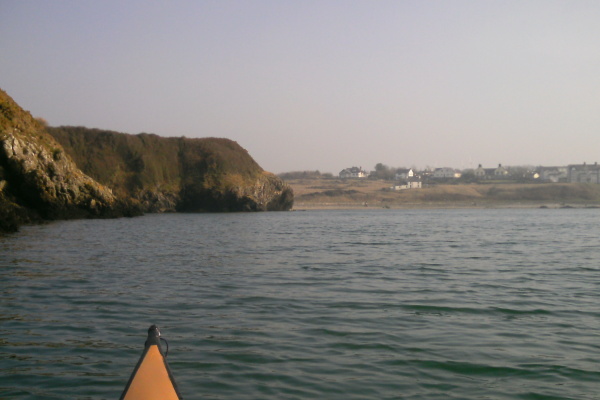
[1,210,600,399]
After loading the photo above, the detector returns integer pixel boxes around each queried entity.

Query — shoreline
[287,179,600,212]
[291,202,600,211]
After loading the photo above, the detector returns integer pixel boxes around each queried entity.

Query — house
[474,164,508,179]
[339,166,368,179]
[568,162,600,183]
[494,164,509,177]
[432,167,461,179]
[538,166,568,183]
[474,164,487,178]
[391,177,422,190]
[395,168,414,180]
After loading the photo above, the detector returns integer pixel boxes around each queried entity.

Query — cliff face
[0,90,140,233]
[47,127,294,213]
[0,88,293,233]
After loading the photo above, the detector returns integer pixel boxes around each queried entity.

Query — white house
[391,177,422,190]
[474,164,508,179]
[339,166,368,179]
[494,164,509,177]
[395,168,414,180]
[432,167,461,179]
[474,164,489,178]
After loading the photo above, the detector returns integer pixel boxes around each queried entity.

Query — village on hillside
[337,162,600,190]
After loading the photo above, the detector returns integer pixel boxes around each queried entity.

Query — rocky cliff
[0,89,140,233]
[48,126,293,213]
[0,89,293,233]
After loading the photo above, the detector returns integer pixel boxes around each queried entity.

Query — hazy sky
[2,1,600,174]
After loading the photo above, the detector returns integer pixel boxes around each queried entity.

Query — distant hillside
[288,178,600,209]
[47,127,293,213]
[0,89,139,233]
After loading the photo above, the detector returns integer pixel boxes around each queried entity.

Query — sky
[1,1,600,174]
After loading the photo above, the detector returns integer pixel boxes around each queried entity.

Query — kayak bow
[120,325,182,400]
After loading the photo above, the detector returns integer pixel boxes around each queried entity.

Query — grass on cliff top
[48,126,183,196]
[48,126,267,197]
[0,89,62,153]
[0,89,35,133]
[181,137,262,177]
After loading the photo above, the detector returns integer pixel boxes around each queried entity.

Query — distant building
[494,164,509,177]
[339,166,368,179]
[432,167,461,179]
[474,164,508,179]
[395,168,414,180]
[391,177,422,190]
[568,162,600,183]
[474,164,488,179]
[538,166,568,183]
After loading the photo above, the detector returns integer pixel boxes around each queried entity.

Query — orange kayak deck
[120,325,182,400]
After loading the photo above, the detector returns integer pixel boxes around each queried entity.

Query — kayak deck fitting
[120,325,182,400]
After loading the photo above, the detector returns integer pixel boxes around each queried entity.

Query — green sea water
[1,209,599,399]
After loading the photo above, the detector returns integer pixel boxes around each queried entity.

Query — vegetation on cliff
[48,127,294,213]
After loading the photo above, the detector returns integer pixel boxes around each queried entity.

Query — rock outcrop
[0,89,141,233]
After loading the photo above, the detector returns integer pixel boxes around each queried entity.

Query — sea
[1,209,599,400]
